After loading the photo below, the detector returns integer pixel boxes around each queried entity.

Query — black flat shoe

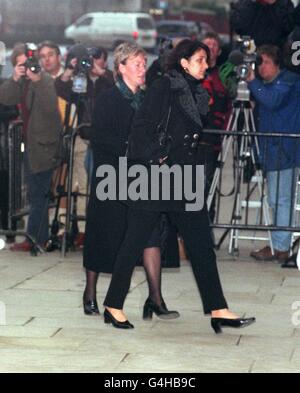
[83,300,100,316]
[104,309,134,330]
[143,298,180,321]
[211,317,256,334]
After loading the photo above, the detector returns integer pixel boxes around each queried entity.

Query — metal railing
[8,120,27,228]
[203,128,300,255]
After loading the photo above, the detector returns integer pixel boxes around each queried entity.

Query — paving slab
[0,245,300,373]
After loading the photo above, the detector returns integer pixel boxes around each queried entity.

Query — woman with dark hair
[83,42,179,321]
[103,40,256,334]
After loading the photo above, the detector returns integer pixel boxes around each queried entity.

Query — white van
[65,12,157,50]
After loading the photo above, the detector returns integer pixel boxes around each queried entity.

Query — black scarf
[166,69,210,128]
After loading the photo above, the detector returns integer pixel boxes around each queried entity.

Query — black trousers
[104,208,228,314]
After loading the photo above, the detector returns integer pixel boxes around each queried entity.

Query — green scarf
[116,77,145,112]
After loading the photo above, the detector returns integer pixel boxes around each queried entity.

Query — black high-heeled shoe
[211,317,256,334]
[83,300,100,316]
[143,298,180,321]
[104,309,134,330]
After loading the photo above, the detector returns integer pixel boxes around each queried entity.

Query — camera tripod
[207,81,274,255]
[46,94,91,257]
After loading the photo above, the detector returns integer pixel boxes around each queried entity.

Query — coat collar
[166,70,210,128]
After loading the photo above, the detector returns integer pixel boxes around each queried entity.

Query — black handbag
[127,104,173,164]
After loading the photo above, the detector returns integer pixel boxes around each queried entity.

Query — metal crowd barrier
[8,120,28,229]
[203,128,300,258]
[0,121,41,251]
[2,120,300,263]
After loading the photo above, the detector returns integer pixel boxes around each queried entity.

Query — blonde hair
[114,42,146,76]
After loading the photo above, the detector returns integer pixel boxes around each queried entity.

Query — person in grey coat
[0,43,62,251]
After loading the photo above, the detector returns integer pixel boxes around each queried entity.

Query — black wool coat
[83,86,179,273]
[127,73,211,213]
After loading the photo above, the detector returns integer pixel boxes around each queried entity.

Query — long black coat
[127,73,212,212]
[83,86,179,273]
[126,72,214,248]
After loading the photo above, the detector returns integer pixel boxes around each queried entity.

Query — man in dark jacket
[231,0,295,48]
[0,44,62,251]
[55,47,114,130]
[247,45,300,262]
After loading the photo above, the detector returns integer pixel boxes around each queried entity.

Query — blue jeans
[267,168,299,251]
[25,158,53,245]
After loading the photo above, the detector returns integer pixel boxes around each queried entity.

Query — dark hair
[257,45,282,67]
[202,32,222,48]
[11,43,26,67]
[38,41,61,56]
[89,47,108,61]
[166,39,210,72]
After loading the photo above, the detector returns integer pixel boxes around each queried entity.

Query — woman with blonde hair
[83,42,179,322]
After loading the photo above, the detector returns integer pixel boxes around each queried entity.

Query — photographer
[247,45,300,262]
[55,46,114,239]
[146,38,184,87]
[55,45,114,177]
[201,33,231,222]
[146,38,174,87]
[0,43,62,251]
[38,41,64,79]
[202,33,231,133]
[55,46,114,124]
[231,0,295,48]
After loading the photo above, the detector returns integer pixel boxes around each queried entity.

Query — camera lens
[237,64,250,80]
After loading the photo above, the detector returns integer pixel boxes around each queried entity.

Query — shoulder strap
[157,97,173,149]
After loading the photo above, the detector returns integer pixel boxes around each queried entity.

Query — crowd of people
[1,0,300,333]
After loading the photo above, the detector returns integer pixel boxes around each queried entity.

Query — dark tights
[84,246,163,306]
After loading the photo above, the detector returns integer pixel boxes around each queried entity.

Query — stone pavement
[0,243,299,373]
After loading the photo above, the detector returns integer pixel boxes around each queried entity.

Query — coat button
[191,143,198,149]
[184,135,190,141]
[193,133,199,140]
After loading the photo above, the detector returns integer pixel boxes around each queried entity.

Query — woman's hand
[159,156,169,164]
[247,68,256,82]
